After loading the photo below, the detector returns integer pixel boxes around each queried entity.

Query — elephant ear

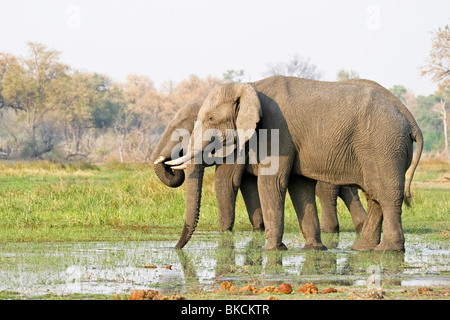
[234,83,262,151]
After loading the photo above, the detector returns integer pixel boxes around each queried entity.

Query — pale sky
[1,0,449,95]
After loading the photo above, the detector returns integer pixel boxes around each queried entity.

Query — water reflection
[0,232,448,296]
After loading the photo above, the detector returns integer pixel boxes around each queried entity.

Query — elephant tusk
[154,156,166,165]
[165,151,195,166]
[171,163,187,170]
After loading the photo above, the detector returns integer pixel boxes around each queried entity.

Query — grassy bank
[0,159,448,242]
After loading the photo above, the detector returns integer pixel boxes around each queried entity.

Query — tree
[416,94,444,152]
[389,85,407,104]
[264,54,322,80]
[57,72,109,158]
[421,25,450,154]
[433,97,448,154]
[336,69,359,81]
[223,69,245,83]
[118,74,159,162]
[0,53,24,111]
[0,42,68,158]
[421,25,450,87]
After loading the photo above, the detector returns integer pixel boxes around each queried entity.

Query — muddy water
[0,232,448,296]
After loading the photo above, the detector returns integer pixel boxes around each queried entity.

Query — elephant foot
[263,242,288,251]
[351,239,378,251]
[373,240,405,253]
[303,243,327,251]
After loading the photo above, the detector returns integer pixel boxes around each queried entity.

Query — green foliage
[336,69,359,81]
[415,94,446,152]
[0,160,447,242]
[90,91,124,129]
[388,86,448,154]
[389,84,407,103]
[223,69,245,83]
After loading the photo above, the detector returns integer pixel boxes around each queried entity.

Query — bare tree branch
[264,54,322,80]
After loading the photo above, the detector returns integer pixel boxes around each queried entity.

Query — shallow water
[0,232,448,296]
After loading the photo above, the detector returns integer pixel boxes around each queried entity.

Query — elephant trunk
[153,160,185,188]
[175,163,205,249]
[151,132,186,188]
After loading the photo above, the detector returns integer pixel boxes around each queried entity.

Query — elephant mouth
[154,155,183,173]
[164,148,201,169]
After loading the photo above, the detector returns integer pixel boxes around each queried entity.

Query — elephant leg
[339,186,367,233]
[257,161,292,250]
[375,201,405,252]
[316,182,340,233]
[289,176,327,250]
[215,163,245,232]
[240,173,264,231]
[352,197,382,251]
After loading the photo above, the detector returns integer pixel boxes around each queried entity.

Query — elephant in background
[152,100,367,248]
[151,101,264,232]
[166,76,423,252]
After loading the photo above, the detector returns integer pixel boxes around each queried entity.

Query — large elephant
[152,101,366,242]
[166,76,423,252]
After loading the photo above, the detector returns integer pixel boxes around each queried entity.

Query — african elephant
[151,101,264,231]
[166,75,423,252]
[152,101,366,243]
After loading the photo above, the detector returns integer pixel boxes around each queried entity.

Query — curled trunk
[175,163,204,249]
[153,161,185,188]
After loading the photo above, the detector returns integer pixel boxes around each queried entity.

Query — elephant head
[166,83,262,248]
[151,101,202,188]
[167,83,262,168]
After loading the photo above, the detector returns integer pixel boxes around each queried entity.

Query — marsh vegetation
[0,159,448,299]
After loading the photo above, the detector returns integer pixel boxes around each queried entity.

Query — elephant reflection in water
[175,232,405,288]
[177,232,405,286]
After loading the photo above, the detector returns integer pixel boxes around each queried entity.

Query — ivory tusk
[153,156,166,165]
[171,164,187,170]
[165,152,193,166]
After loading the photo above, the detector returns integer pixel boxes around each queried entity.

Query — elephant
[166,75,423,252]
[151,100,264,232]
[151,101,367,244]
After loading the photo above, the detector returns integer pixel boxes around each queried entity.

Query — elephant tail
[404,125,424,207]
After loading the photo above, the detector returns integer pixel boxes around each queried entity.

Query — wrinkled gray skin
[152,102,366,245]
[166,76,423,252]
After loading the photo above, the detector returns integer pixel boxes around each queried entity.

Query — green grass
[0,159,448,242]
